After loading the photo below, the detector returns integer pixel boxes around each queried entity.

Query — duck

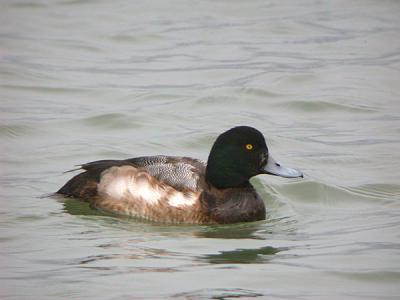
[57,126,303,224]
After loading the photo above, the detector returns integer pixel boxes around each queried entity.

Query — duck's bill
[262,155,303,178]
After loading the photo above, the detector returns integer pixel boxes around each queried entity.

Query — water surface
[1,1,400,299]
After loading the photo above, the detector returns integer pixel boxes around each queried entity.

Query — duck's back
[57,156,211,223]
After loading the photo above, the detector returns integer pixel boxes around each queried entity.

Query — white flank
[128,181,162,205]
[98,166,162,205]
[168,192,196,208]
[103,177,130,199]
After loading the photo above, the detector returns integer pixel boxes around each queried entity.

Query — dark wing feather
[126,156,206,191]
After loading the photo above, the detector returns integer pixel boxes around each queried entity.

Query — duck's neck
[200,185,266,224]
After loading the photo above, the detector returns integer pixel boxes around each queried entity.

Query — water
[1,0,400,299]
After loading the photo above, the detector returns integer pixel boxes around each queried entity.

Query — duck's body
[58,155,266,224]
[57,126,302,224]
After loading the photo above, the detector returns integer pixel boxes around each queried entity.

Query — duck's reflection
[196,222,266,239]
[62,198,285,265]
[201,246,283,264]
[62,198,103,216]
[196,221,285,264]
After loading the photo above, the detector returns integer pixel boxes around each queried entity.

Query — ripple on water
[268,180,400,207]
[173,288,264,299]
[79,113,142,130]
[273,100,377,114]
[0,84,89,95]
[238,87,286,98]
[0,124,37,138]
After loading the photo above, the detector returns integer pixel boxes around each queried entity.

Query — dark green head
[205,126,302,189]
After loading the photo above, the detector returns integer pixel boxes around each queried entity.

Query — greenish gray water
[1,1,400,299]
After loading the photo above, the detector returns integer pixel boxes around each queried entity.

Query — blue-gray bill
[263,155,303,178]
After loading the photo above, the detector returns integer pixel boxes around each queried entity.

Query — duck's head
[205,126,303,189]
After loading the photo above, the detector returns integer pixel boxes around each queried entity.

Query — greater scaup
[57,126,302,224]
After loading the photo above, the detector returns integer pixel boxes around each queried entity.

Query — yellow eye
[245,143,253,150]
